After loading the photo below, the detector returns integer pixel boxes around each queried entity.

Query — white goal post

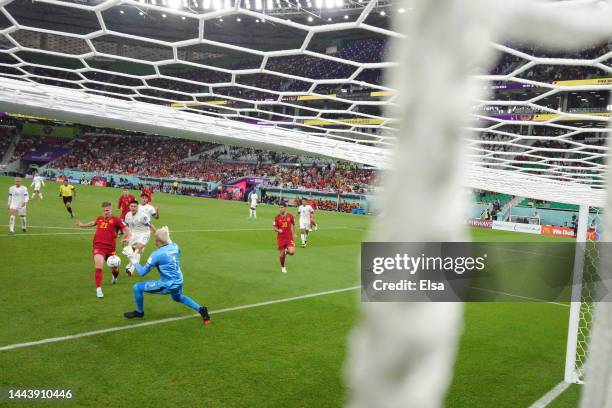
[565,205,590,384]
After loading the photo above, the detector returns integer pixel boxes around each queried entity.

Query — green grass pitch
[0,176,580,407]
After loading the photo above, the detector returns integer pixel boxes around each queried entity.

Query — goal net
[565,206,602,384]
[347,1,611,407]
[0,0,610,405]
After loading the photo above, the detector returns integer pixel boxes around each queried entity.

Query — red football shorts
[93,245,116,260]
[277,239,295,251]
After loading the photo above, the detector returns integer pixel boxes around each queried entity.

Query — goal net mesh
[573,207,602,383]
[0,0,610,405]
[0,0,608,178]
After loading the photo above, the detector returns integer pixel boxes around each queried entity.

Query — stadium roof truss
[0,0,610,205]
[0,0,398,167]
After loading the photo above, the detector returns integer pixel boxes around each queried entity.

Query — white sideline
[528,381,571,408]
[0,286,360,352]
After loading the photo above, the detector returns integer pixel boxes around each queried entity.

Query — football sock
[133,282,145,313]
[280,253,286,267]
[19,216,26,230]
[9,215,15,232]
[67,207,73,216]
[171,293,201,311]
[94,268,103,288]
[111,268,119,279]
[301,234,305,244]
[128,252,141,266]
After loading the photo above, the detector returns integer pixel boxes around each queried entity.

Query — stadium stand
[42,130,376,195]
[51,132,216,177]
[0,127,15,161]
[11,134,67,161]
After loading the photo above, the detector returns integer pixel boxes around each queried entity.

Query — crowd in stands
[11,134,66,161]
[202,146,335,166]
[262,164,375,194]
[477,125,608,170]
[44,129,376,194]
[165,159,375,193]
[260,194,363,213]
[0,126,16,160]
[490,43,610,82]
[52,133,216,177]
[42,130,377,195]
[317,198,363,213]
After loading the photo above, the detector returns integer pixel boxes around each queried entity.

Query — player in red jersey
[77,202,131,298]
[141,185,154,204]
[117,187,135,220]
[308,198,318,231]
[273,202,297,274]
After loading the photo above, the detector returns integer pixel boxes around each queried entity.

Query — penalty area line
[0,286,360,352]
[528,381,571,408]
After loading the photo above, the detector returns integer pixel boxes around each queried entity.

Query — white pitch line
[0,226,356,237]
[0,225,82,230]
[0,286,360,352]
[0,231,92,237]
[469,287,570,307]
[528,381,571,408]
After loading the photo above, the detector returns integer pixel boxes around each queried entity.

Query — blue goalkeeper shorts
[142,280,182,296]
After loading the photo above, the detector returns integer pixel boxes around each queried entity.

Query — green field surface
[0,176,581,407]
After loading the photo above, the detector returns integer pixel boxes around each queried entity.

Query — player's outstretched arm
[149,223,157,233]
[77,220,96,228]
[134,259,154,277]
[121,226,131,244]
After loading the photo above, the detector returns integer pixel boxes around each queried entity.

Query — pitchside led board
[360,242,606,303]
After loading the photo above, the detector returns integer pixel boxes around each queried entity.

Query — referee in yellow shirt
[59,178,76,218]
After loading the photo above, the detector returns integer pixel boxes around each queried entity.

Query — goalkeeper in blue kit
[124,226,211,325]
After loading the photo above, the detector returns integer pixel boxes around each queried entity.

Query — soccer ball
[107,255,121,269]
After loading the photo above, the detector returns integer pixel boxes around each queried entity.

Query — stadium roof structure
[0,0,610,206]
[0,0,397,167]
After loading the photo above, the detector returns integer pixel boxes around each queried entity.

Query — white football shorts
[130,232,150,247]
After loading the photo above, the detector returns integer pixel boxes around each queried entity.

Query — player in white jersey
[7,177,29,234]
[139,194,159,220]
[30,172,45,200]
[121,200,156,279]
[248,191,258,220]
[297,199,314,247]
